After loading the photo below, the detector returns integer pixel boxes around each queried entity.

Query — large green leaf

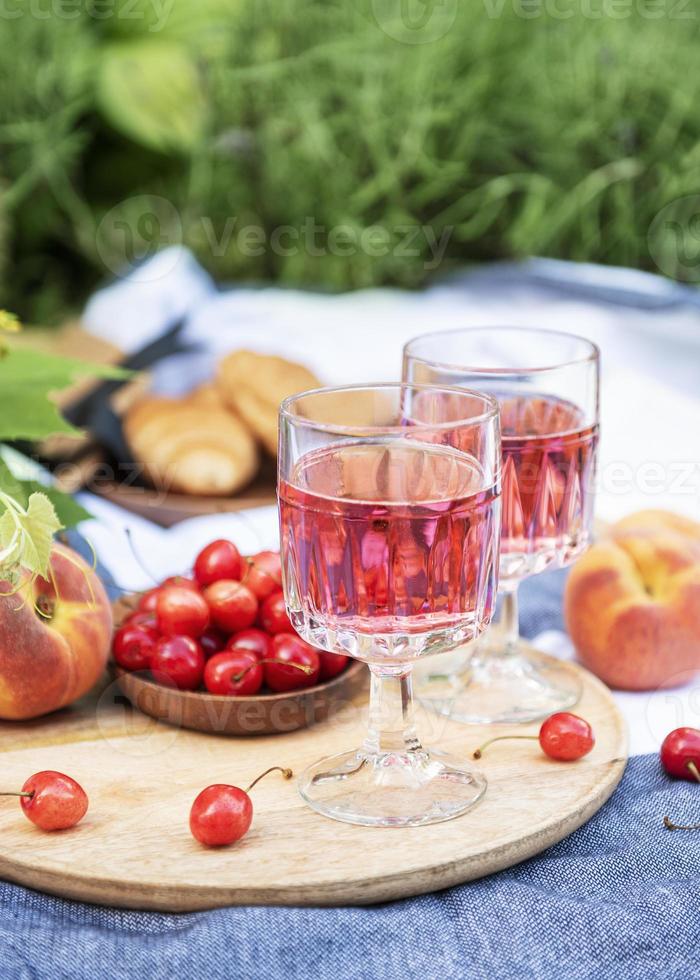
[97,40,206,153]
[0,347,129,441]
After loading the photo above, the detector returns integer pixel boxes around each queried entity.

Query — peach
[564,511,700,690]
[0,542,113,720]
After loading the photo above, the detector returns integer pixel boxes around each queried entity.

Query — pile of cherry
[112,538,348,695]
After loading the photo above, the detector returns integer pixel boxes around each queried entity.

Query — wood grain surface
[0,653,627,911]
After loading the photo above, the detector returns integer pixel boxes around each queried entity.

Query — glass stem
[497,584,520,653]
[363,664,422,756]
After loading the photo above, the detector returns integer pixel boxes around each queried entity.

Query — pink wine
[498,394,598,581]
[279,441,499,656]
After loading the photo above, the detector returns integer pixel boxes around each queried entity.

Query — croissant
[124,395,259,497]
[216,351,320,456]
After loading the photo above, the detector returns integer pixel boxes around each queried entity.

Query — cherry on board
[189,766,292,847]
[0,771,88,832]
[472,712,595,762]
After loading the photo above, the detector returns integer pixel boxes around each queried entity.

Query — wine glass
[403,328,600,724]
[278,383,501,827]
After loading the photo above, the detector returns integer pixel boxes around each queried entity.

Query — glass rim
[403,326,600,375]
[279,381,500,436]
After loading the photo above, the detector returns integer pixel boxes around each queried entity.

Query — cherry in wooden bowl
[111,595,367,736]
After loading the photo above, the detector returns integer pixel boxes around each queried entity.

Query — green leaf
[0,347,129,441]
[0,457,92,529]
[0,491,62,578]
[18,494,61,577]
[96,40,206,153]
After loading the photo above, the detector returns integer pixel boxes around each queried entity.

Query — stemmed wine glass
[278,383,501,827]
[403,328,600,724]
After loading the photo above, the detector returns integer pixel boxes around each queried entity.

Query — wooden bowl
[112,595,367,736]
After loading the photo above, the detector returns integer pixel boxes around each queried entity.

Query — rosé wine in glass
[277,383,501,828]
[499,394,598,582]
[403,327,600,724]
[279,440,499,659]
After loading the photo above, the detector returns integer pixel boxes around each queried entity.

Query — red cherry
[0,771,89,832]
[189,767,292,847]
[124,610,158,631]
[265,634,320,692]
[151,635,205,690]
[660,728,700,831]
[259,591,292,635]
[204,580,258,633]
[190,784,252,847]
[200,626,227,660]
[538,712,595,761]
[243,550,282,600]
[138,588,160,612]
[473,711,595,762]
[318,650,349,681]
[156,585,210,638]
[194,539,243,587]
[204,650,263,696]
[660,728,700,781]
[161,575,199,592]
[226,628,271,661]
[113,624,158,672]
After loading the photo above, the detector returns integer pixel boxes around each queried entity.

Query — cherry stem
[0,791,33,798]
[232,659,314,682]
[472,735,538,759]
[663,816,700,831]
[663,760,700,831]
[245,766,293,794]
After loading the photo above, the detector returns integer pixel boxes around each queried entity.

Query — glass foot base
[299,747,487,828]
[418,643,581,725]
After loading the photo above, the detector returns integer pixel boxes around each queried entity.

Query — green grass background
[1,0,699,321]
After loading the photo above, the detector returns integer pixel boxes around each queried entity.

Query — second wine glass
[403,327,600,724]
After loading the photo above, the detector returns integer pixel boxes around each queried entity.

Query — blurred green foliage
[1,0,699,321]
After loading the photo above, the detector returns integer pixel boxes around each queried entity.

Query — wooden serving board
[0,653,626,910]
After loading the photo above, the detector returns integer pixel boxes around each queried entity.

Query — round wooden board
[0,652,626,911]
